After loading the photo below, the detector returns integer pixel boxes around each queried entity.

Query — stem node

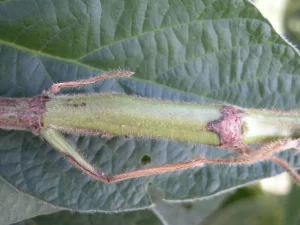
[207,106,247,148]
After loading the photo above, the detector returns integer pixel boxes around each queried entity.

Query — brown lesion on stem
[0,96,49,135]
[207,105,250,153]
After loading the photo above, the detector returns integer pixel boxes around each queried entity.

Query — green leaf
[18,184,228,225]
[0,177,59,225]
[148,184,229,225]
[201,195,284,225]
[22,209,163,225]
[283,0,300,48]
[1,0,300,215]
[283,183,300,225]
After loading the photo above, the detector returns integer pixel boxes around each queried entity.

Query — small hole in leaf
[141,155,151,165]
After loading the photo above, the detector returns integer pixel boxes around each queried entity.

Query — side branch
[40,128,109,183]
[106,139,300,183]
[44,71,134,95]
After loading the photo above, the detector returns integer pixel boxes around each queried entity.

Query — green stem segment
[43,94,222,146]
[42,94,300,146]
[244,109,300,143]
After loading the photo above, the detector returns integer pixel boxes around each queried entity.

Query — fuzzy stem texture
[42,94,300,146]
[43,94,222,145]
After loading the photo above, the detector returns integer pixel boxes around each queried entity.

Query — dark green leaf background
[0,0,300,222]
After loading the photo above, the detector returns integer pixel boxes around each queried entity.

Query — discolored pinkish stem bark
[208,106,247,148]
[0,96,48,135]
